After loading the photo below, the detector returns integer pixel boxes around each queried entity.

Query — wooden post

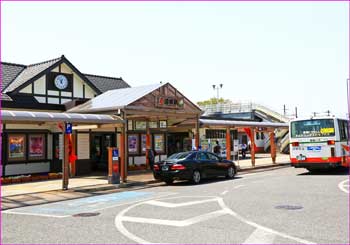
[108,147,113,182]
[226,127,231,160]
[270,131,277,164]
[145,121,151,169]
[70,133,76,176]
[250,128,255,167]
[119,127,126,183]
[195,115,200,150]
[63,132,69,190]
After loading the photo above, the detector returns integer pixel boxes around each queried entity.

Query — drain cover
[275,205,303,210]
[73,212,100,217]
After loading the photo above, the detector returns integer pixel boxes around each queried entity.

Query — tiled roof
[84,74,130,92]
[1,62,26,91]
[3,57,62,93]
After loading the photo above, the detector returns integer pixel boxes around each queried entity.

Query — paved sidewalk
[1,154,290,210]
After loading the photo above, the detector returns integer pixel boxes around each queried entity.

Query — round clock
[54,74,68,90]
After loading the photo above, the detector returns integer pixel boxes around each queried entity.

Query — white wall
[33,76,46,95]
[77,133,90,160]
[5,162,50,176]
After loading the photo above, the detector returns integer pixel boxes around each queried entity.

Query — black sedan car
[153,151,237,185]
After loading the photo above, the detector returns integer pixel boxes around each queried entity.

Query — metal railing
[200,102,291,123]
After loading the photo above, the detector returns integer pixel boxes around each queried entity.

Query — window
[135,121,146,130]
[149,121,158,128]
[127,120,133,130]
[28,134,46,160]
[159,121,167,128]
[197,152,209,160]
[291,119,335,138]
[261,132,265,140]
[8,134,26,161]
[339,120,349,141]
[207,152,219,161]
[256,132,260,140]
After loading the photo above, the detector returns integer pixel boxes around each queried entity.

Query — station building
[1,56,287,181]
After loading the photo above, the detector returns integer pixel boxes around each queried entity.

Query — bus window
[338,119,349,141]
[291,119,335,138]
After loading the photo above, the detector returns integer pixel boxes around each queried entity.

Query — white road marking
[338,179,350,194]
[234,184,245,189]
[216,198,316,244]
[221,190,229,195]
[243,228,276,244]
[3,192,176,218]
[115,195,316,244]
[145,198,219,208]
[121,209,228,227]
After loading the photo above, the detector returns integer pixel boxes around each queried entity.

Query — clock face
[54,75,68,90]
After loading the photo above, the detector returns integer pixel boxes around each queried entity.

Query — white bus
[289,116,349,171]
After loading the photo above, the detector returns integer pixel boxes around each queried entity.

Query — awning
[200,119,288,128]
[1,110,125,125]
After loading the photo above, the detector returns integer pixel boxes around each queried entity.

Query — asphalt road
[2,167,349,244]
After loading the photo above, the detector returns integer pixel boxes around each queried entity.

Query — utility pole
[295,107,298,118]
[283,104,286,116]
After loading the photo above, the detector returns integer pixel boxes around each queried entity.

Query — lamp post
[212,84,223,100]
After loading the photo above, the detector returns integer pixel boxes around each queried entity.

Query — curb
[237,162,291,172]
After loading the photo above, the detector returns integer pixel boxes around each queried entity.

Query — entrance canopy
[1,110,124,125]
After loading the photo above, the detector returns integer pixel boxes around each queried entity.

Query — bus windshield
[291,119,335,138]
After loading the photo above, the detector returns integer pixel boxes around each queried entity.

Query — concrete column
[270,131,276,164]
[250,128,255,167]
[226,128,231,160]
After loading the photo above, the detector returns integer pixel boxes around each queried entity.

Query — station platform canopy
[1,109,124,125]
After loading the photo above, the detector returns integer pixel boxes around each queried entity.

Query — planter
[48,173,58,179]
[11,178,21,184]
[31,175,42,181]
[39,175,49,180]
[1,178,12,185]
[21,176,32,183]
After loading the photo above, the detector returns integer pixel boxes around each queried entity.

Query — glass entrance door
[91,133,115,171]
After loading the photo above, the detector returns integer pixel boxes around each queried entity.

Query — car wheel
[192,170,201,184]
[226,166,235,179]
[164,179,174,185]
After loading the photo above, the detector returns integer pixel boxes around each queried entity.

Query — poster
[149,121,158,128]
[128,135,138,154]
[29,134,45,158]
[141,134,147,153]
[154,134,164,153]
[8,134,26,160]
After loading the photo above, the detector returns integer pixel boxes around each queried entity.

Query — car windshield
[291,119,335,138]
[166,152,192,160]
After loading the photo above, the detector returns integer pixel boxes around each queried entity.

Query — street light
[212,84,223,100]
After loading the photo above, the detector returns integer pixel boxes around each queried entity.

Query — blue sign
[112,149,119,161]
[307,146,321,151]
[65,123,72,134]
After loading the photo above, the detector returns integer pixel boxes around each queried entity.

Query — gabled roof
[1,56,131,102]
[84,73,130,92]
[68,83,164,113]
[3,57,62,93]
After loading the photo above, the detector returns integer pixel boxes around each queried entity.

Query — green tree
[197,98,231,106]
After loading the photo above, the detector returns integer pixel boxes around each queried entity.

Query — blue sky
[2,2,348,118]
